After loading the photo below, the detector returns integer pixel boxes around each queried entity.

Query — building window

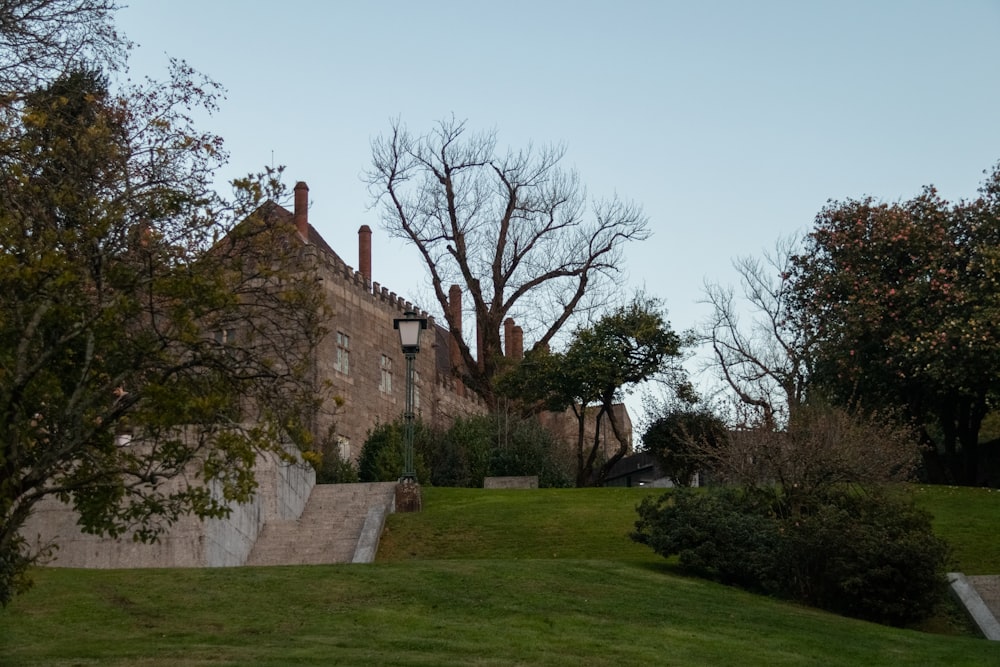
[214,328,237,344]
[379,355,393,393]
[214,328,239,364]
[337,436,351,462]
[334,332,350,374]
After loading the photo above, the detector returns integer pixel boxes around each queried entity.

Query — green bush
[358,413,573,488]
[0,533,32,607]
[428,413,574,488]
[313,448,359,484]
[632,486,950,626]
[780,489,950,625]
[632,488,782,592]
[361,412,574,488]
[487,413,574,488]
[357,419,432,482]
[641,408,728,486]
[427,416,494,487]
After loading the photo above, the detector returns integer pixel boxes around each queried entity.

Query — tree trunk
[957,391,987,485]
[573,406,590,487]
[594,396,631,486]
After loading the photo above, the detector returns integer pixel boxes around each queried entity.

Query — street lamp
[393,310,427,482]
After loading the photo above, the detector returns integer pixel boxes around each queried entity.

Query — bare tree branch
[0,0,125,94]
[699,234,812,427]
[367,117,650,404]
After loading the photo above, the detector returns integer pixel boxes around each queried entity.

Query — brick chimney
[449,284,464,396]
[504,318,515,358]
[449,284,462,363]
[358,225,372,284]
[476,316,484,371]
[293,181,309,241]
[513,325,523,360]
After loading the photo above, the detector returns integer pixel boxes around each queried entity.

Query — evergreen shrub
[357,419,432,482]
[357,413,573,487]
[632,486,950,626]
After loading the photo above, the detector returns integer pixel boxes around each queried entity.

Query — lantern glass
[397,318,422,349]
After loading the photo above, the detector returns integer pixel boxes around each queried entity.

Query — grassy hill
[911,484,1000,574]
[1,485,997,666]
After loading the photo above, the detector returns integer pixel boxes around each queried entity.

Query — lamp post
[393,310,427,482]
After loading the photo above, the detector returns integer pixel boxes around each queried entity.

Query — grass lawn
[1,485,998,666]
[377,487,663,563]
[380,485,1000,574]
[911,484,1000,574]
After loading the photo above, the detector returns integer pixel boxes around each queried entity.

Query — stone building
[265,180,634,466]
[269,181,487,460]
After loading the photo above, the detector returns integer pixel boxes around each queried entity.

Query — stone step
[245,482,396,566]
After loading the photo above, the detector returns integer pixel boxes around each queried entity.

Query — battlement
[299,240,435,324]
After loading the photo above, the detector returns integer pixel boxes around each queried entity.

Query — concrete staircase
[950,573,1000,640]
[245,482,397,566]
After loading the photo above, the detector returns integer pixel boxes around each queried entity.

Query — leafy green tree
[0,65,324,605]
[642,408,728,486]
[790,168,1000,484]
[501,298,682,486]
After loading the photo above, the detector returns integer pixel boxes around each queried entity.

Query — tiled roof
[253,200,344,266]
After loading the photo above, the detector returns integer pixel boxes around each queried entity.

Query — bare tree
[367,117,650,405]
[0,0,124,94]
[695,402,920,499]
[700,235,812,428]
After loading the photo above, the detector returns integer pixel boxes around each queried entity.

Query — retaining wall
[20,445,315,568]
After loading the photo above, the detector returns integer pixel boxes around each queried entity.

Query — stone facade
[278,182,486,460]
[538,403,634,460]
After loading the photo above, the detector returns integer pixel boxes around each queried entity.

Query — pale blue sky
[117,1,1000,408]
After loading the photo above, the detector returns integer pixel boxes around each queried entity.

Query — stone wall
[20,443,315,569]
[254,448,316,524]
[483,476,539,489]
[539,403,634,460]
[304,245,484,459]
